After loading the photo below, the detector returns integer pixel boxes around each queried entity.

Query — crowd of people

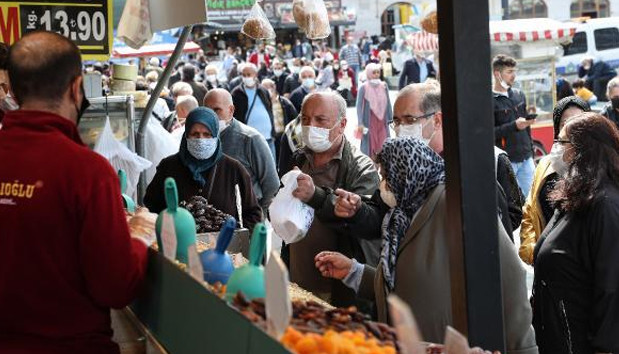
[1,30,619,354]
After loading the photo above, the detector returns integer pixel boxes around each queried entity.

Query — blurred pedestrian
[578,56,616,101]
[269,59,288,96]
[356,63,392,158]
[249,44,271,69]
[572,78,597,106]
[231,63,277,160]
[283,58,303,98]
[336,60,357,107]
[339,36,362,77]
[262,78,298,162]
[398,52,436,89]
[204,64,228,91]
[602,77,619,128]
[182,63,208,106]
[289,66,317,113]
[532,112,619,354]
[316,59,334,90]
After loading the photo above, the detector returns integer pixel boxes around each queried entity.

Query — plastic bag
[144,117,179,185]
[117,0,153,49]
[94,117,152,197]
[302,0,330,39]
[268,170,315,245]
[241,1,275,40]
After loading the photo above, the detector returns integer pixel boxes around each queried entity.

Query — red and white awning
[489,18,578,44]
[407,31,439,52]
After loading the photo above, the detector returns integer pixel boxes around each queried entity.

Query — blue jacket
[578,61,616,83]
[398,58,436,89]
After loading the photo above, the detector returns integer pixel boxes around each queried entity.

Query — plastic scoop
[200,217,237,285]
[225,223,267,302]
[118,169,136,213]
[155,177,197,264]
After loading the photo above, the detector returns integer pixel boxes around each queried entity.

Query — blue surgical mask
[187,137,218,160]
[302,78,315,89]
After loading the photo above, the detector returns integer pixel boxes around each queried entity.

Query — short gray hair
[171,81,193,98]
[238,62,258,74]
[299,66,315,77]
[607,77,619,99]
[176,95,199,113]
[398,82,441,114]
[301,91,346,122]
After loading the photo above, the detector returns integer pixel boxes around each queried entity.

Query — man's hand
[334,188,362,218]
[315,251,353,280]
[292,168,315,203]
[515,117,536,130]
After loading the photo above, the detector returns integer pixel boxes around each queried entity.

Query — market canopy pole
[437,0,506,351]
[136,25,192,203]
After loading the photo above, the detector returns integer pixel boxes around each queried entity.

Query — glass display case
[78,95,136,151]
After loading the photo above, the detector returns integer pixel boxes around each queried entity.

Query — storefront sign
[0,0,113,60]
[207,0,253,21]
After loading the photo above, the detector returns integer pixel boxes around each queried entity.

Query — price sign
[0,0,112,60]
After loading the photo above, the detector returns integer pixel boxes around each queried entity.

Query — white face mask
[369,79,381,85]
[187,137,218,160]
[207,74,217,83]
[302,124,335,153]
[273,69,283,77]
[396,118,434,144]
[549,143,568,176]
[497,73,510,90]
[218,119,230,133]
[379,180,397,208]
[291,66,300,74]
[302,78,315,89]
[243,77,256,87]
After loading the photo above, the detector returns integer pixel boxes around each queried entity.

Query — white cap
[149,57,160,66]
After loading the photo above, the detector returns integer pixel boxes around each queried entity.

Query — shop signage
[0,0,113,60]
[206,0,253,22]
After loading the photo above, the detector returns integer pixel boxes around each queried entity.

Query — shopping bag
[144,117,179,184]
[94,117,152,197]
[117,0,153,49]
[241,0,275,40]
[268,170,314,245]
[303,0,331,39]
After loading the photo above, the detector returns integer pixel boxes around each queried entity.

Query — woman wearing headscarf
[315,138,538,353]
[532,112,619,353]
[356,63,392,158]
[144,107,263,230]
[518,96,590,265]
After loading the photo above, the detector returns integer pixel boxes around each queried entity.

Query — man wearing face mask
[269,60,289,96]
[0,32,149,352]
[335,82,523,243]
[144,107,263,229]
[231,63,277,160]
[289,66,317,113]
[204,89,279,210]
[279,91,380,309]
[601,77,619,128]
[204,64,228,91]
[283,58,303,98]
[493,54,536,198]
[262,78,298,161]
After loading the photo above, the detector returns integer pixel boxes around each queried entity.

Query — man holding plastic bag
[274,91,380,309]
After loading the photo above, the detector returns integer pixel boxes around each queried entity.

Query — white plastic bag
[144,117,179,184]
[268,170,315,245]
[241,0,276,40]
[94,117,152,197]
[303,0,330,39]
[117,0,153,49]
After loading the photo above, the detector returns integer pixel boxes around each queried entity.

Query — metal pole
[135,25,192,204]
[437,0,506,351]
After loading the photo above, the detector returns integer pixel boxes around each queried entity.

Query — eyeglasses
[390,112,435,129]
[554,139,571,145]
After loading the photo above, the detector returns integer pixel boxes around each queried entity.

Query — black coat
[283,73,301,96]
[496,152,524,239]
[289,86,310,113]
[532,182,619,353]
[493,88,533,163]
[270,73,289,96]
[206,80,229,92]
[601,104,619,129]
[398,58,436,89]
[230,84,275,139]
[277,96,298,126]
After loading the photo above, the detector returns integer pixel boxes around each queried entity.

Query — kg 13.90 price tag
[0,0,112,60]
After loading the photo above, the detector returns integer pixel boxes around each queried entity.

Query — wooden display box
[131,249,290,354]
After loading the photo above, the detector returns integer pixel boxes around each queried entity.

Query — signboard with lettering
[0,0,113,60]
[207,0,253,22]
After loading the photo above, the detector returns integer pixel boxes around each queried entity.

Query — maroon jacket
[0,110,147,353]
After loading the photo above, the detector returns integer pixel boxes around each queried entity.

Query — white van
[556,17,619,76]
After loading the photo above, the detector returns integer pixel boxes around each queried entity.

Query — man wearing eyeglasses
[492,54,536,198]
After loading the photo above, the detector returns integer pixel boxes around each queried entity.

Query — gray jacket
[359,185,538,353]
[219,119,279,209]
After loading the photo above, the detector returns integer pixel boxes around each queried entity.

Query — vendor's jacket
[0,110,148,353]
[519,156,555,265]
[358,184,539,353]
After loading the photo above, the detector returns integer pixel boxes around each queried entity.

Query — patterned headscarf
[377,137,446,291]
[178,107,224,186]
[552,96,590,139]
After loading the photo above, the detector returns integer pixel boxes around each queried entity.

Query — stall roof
[489,18,578,44]
[112,31,201,58]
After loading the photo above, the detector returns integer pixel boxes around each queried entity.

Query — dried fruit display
[179,196,234,233]
[281,327,397,354]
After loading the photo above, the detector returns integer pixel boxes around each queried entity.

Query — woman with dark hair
[532,112,619,353]
[519,96,590,264]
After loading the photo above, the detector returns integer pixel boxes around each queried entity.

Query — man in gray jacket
[204,89,279,210]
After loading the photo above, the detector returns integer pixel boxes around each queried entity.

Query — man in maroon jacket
[0,32,148,353]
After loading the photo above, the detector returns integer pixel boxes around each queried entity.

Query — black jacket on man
[283,73,301,96]
[184,80,209,106]
[270,72,289,96]
[493,88,533,163]
[398,58,436,89]
[230,84,275,139]
[601,103,619,128]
